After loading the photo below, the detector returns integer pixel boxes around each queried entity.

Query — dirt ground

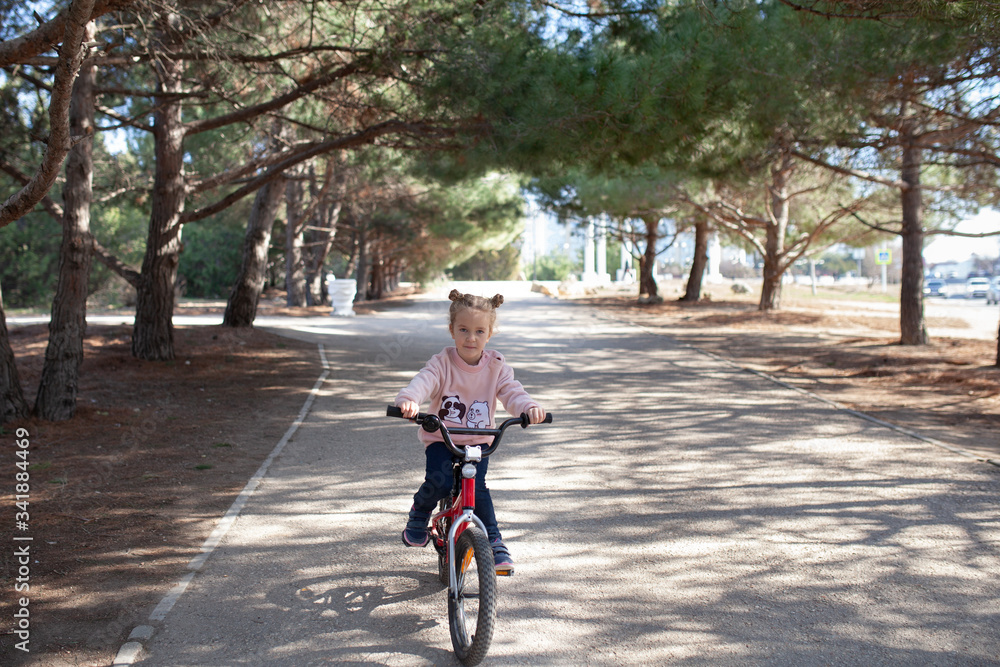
[2,287,999,666]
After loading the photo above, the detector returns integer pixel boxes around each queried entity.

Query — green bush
[178,222,246,298]
[531,250,578,281]
[450,244,522,280]
[0,216,61,309]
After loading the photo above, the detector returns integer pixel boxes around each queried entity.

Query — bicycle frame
[438,465,488,599]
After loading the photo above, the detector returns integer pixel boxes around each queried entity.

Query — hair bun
[448,289,463,302]
[490,294,504,308]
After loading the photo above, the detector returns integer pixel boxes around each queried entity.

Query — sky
[526,205,1000,266]
[923,209,1000,263]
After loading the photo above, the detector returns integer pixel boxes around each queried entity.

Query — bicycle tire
[448,525,496,666]
[438,550,449,586]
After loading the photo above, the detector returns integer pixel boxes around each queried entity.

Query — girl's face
[450,308,492,365]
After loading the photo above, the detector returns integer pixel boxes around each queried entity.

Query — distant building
[926,258,975,279]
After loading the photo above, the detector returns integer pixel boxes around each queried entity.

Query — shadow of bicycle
[262,568,458,665]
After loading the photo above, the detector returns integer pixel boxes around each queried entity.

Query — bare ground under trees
[1,288,998,666]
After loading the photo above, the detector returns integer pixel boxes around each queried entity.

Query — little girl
[395,289,546,575]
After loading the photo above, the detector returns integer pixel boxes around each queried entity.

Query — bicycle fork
[447,509,489,598]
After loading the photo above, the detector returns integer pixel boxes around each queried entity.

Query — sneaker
[491,538,514,576]
[401,506,430,547]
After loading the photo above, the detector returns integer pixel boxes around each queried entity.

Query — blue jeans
[412,441,501,542]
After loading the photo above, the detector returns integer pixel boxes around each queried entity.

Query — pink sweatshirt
[395,347,540,447]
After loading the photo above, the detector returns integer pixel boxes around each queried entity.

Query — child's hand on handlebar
[397,400,419,419]
[527,406,546,425]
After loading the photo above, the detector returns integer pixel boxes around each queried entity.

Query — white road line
[111,344,331,665]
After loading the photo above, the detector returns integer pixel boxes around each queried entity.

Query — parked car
[923,278,946,297]
[967,276,990,298]
[943,276,967,298]
[987,277,1000,305]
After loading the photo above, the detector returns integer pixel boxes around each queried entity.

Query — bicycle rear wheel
[448,525,496,666]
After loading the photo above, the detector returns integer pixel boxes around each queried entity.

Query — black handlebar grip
[386,405,404,418]
[519,412,555,427]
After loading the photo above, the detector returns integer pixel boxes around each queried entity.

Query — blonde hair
[448,289,504,333]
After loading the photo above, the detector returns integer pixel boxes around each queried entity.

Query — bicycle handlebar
[386,405,553,458]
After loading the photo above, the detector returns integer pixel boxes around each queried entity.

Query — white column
[596,219,607,280]
[583,220,596,279]
[708,233,722,282]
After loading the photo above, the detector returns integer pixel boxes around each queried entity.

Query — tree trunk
[759,154,793,312]
[759,251,783,311]
[344,243,359,287]
[355,226,369,302]
[366,236,384,301]
[304,220,334,306]
[899,129,928,345]
[223,176,286,327]
[681,217,709,302]
[35,22,97,421]
[369,252,384,301]
[385,258,401,293]
[304,179,341,306]
[0,285,29,424]
[284,170,307,306]
[131,46,186,361]
[304,213,338,305]
[638,214,661,303]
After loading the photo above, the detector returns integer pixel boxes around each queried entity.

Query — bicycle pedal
[495,568,515,577]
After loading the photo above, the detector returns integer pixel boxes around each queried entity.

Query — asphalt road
[128,286,1000,666]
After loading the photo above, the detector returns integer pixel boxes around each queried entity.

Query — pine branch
[181,120,451,224]
[183,60,367,137]
[0,0,134,68]
[91,238,141,287]
[0,0,97,229]
[791,149,910,190]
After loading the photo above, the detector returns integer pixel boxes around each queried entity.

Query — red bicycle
[387,405,553,666]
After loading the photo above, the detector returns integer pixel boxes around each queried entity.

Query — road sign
[876,250,892,265]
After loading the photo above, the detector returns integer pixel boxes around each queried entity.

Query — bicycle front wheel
[447,525,496,666]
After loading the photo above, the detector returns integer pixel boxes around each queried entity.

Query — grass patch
[784,283,900,304]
